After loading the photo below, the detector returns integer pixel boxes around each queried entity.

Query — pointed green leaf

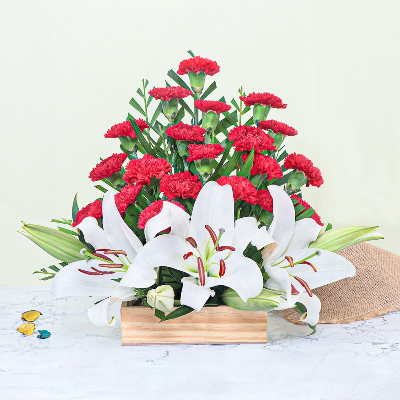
[136,88,144,98]
[231,98,240,111]
[128,119,156,157]
[174,107,185,123]
[200,81,217,99]
[187,50,195,57]
[166,70,192,92]
[57,227,78,236]
[150,102,163,126]
[94,185,108,193]
[277,150,288,162]
[179,98,195,118]
[164,305,194,320]
[72,194,79,221]
[222,288,280,311]
[238,148,254,177]
[296,208,314,221]
[325,223,333,231]
[245,116,254,126]
[129,97,146,116]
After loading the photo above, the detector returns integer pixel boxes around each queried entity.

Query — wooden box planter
[121,302,267,345]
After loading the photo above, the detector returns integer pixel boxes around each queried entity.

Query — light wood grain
[121,304,267,345]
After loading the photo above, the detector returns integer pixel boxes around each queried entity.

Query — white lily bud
[147,285,175,313]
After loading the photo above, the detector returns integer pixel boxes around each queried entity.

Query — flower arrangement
[22,51,383,335]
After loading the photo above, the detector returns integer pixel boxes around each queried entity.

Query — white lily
[53,191,143,326]
[120,181,273,312]
[263,185,356,326]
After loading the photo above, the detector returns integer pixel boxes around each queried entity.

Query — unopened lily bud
[202,111,219,132]
[188,71,206,96]
[147,285,175,313]
[253,104,271,123]
[288,171,309,189]
[162,98,179,121]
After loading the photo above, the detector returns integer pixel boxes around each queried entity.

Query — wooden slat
[121,305,267,345]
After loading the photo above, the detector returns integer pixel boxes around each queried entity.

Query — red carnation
[256,189,273,212]
[160,172,202,200]
[165,122,206,142]
[115,185,143,214]
[284,153,324,187]
[194,100,231,115]
[242,153,283,179]
[138,200,185,229]
[89,153,127,182]
[291,194,323,226]
[104,120,149,139]
[187,144,225,162]
[259,120,298,136]
[239,92,287,109]
[73,199,103,227]
[228,125,276,153]
[123,154,171,185]
[216,176,257,205]
[148,86,193,102]
[177,56,220,76]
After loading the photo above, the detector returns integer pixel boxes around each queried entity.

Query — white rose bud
[147,285,175,313]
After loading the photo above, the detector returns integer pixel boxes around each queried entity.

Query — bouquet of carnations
[22,51,382,333]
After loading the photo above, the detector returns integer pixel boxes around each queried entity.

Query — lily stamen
[217,245,235,252]
[78,269,103,276]
[219,259,226,277]
[98,263,124,268]
[291,284,299,295]
[89,252,113,262]
[185,237,198,248]
[285,256,295,268]
[293,276,313,297]
[91,267,115,275]
[301,260,317,272]
[205,225,218,245]
[103,250,127,256]
[197,257,206,286]
[183,252,193,260]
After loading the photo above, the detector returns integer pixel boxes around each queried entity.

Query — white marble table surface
[1,286,399,400]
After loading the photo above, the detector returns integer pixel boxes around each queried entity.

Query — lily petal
[120,235,197,288]
[207,256,263,302]
[145,202,190,241]
[189,182,235,253]
[76,217,111,250]
[264,264,293,305]
[53,259,123,298]
[268,185,295,263]
[102,191,143,261]
[285,248,356,289]
[232,217,275,255]
[285,218,322,255]
[87,297,118,327]
[180,277,215,312]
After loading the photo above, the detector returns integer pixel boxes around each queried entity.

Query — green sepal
[221,288,280,311]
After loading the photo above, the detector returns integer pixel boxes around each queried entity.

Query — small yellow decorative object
[17,322,35,336]
[21,310,42,322]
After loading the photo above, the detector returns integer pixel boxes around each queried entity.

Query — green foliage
[222,288,280,311]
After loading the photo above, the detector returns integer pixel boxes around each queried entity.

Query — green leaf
[222,288,280,311]
[174,107,185,124]
[273,171,292,186]
[164,305,194,320]
[325,223,333,231]
[200,81,217,100]
[277,150,288,163]
[294,204,307,216]
[155,309,166,321]
[220,151,241,176]
[238,148,254,177]
[147,95,153,107]
[166,70,192,92]
[128,119,156,157]
[41,275,55,281]
[94,185,108,193]
[57,227,78,236]
[245,116,254,126]
[296,207,314,221]
[309,226,382,253]
[222,110,238,127]
[136,88,144,98]
[51,219,72,225]
[179,99,195,118]
[242,106,251,115]
[48,265,60,273]
[187,50,195,57]
[231,98,240,111]
[129,97,146,116]
[150,102,163,126]
[72,194,79,221]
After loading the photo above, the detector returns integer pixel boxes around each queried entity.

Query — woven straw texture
[281,242,400,324]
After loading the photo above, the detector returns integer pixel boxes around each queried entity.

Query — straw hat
[281,242,400,324]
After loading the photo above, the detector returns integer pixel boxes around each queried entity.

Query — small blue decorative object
[37,330,51,339]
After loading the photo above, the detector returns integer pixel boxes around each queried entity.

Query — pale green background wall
[1,1,399,286]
